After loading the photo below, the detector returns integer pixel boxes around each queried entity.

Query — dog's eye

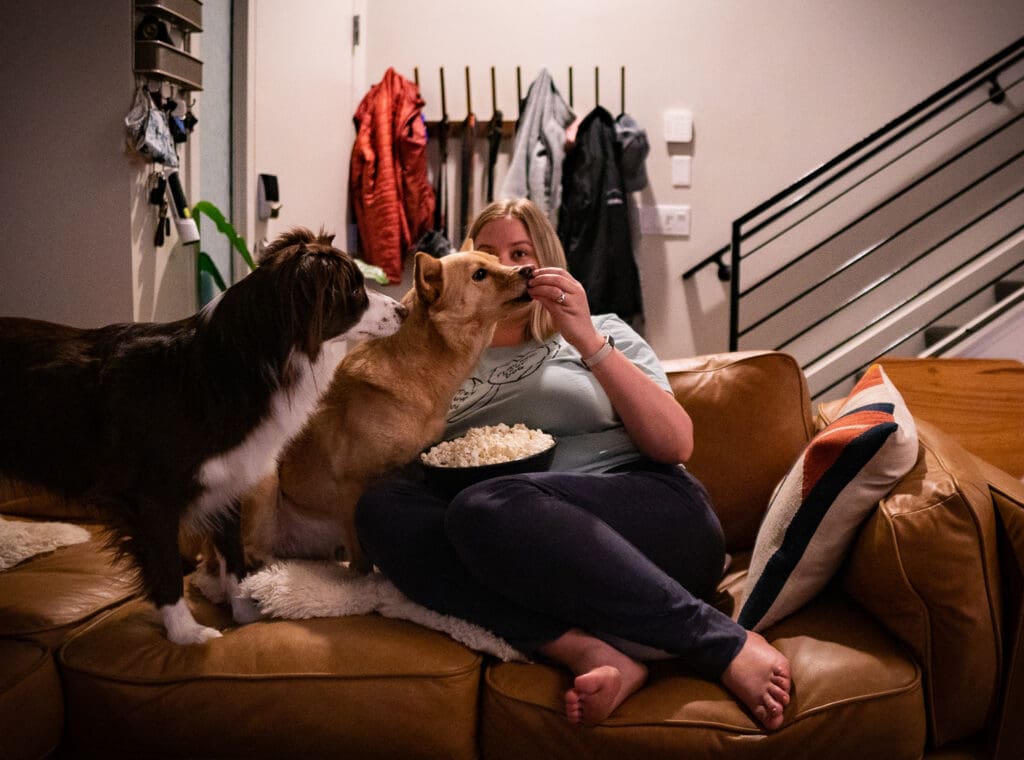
[472,268,488,281]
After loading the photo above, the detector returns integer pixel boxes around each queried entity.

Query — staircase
[684,36,1024,401]
[923,277,1024,353]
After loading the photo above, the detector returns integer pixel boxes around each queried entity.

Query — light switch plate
[671,155,692,187]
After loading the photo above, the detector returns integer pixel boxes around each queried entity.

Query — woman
[356,198,791,728]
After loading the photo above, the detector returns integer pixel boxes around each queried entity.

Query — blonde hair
[465,199,566,342]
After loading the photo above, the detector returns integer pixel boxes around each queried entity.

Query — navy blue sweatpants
[355,461,747,679]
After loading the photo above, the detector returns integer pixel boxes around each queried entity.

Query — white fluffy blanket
[0,515,91,571]
[194,560,526,662]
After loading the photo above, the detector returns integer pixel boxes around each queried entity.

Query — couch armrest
[973,457,1024,760]
[663,351,815,552]
[841,419,1002,748]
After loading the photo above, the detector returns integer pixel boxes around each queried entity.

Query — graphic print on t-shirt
[448,342,559,424]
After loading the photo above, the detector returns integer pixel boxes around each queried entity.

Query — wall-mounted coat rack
[419,65,627,139]
[133,0,203,91]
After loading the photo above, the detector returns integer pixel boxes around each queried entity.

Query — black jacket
[557,106,643,324]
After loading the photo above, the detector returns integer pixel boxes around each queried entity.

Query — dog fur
[245,248,533,572]
[0,228,406,644]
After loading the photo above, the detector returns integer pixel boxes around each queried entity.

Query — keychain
[148,171,171,247]
[183,99,198,134]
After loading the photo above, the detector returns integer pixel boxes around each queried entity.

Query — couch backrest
[0,478,93,521]
[663,351,815,553]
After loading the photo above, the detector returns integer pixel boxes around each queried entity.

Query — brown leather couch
[2,350,1022,759]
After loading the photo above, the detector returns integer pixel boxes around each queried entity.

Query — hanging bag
[124,84,179,167]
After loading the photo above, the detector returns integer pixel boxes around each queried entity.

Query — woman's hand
[529,268,694,464]
[527,268,605,357]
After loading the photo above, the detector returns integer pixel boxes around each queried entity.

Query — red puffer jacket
[349,68,435,283]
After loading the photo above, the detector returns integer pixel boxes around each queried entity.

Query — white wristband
[581,334,615,370]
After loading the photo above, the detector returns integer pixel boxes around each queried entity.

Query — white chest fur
[192,345,341,518]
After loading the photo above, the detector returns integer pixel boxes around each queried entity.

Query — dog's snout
[519,266,535,280]
[396,303,410,320]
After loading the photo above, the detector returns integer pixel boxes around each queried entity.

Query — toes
[565,690,583,725]
[767,683,790,705]
[761,697,786,729]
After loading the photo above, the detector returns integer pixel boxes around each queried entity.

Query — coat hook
[439,67,448,119]
[620,66,625,113]
[516,66,522,106]
[414,66,419,88]
[491,66,497,113]
[568,66,574,108]
[465,66,472,115]
[594,66,600,107]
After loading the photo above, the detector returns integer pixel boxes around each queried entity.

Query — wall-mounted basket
[133,0,203,91]
[136,0,202,33]
[135,40,203,90]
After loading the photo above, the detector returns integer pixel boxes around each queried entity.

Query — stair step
[924,325,959,346]
[994,279,1024,301]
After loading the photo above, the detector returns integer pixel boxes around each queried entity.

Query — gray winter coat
[498,69,575,223]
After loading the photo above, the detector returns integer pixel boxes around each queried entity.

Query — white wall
[233,0,357,261]
[1,1,198,327]
[359,0,1024,359]
[1,2,136,326]
[2,1,1022,349]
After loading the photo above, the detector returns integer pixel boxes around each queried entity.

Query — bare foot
[539,629,648,726]
[720,630,792,730]
[566,661,649,726]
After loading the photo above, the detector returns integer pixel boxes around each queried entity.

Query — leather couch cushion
[664,351,815,552]
[58,586,484,760]
[481,584,925,759]
[0,525,137,649]
[0,638,64,760]
[836,417,1002,748]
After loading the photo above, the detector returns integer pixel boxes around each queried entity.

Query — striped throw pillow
[738,364,918,632]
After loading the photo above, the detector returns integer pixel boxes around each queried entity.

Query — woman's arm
[585,343,693,463]
[527,268,694,464]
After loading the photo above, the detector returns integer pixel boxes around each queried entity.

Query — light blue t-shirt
[441,314,671,473]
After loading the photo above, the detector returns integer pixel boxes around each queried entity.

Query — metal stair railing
[683,35,1024,397]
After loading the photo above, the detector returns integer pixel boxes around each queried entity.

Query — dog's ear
[459,237,474,252]
[414,251,443,304]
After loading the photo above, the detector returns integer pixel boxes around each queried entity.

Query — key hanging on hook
[154,200,170,247]
[148,170,168,205]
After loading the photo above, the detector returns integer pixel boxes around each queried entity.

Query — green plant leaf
[197,251,228,292]
[192,200,256,271]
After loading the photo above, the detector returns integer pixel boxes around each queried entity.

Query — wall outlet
[640,204,691,236]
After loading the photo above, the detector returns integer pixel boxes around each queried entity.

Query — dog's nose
[396,304,409,319]
[520,267,535,280]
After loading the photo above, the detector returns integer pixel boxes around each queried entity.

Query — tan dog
[245,247,533,572]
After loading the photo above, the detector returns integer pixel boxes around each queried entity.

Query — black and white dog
[0,228,406,644]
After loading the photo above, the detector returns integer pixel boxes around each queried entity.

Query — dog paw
[168,621,223,645]
[231,596,263,625]
[161,599,223,644]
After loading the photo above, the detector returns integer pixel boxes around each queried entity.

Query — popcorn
[421,423,555,468]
